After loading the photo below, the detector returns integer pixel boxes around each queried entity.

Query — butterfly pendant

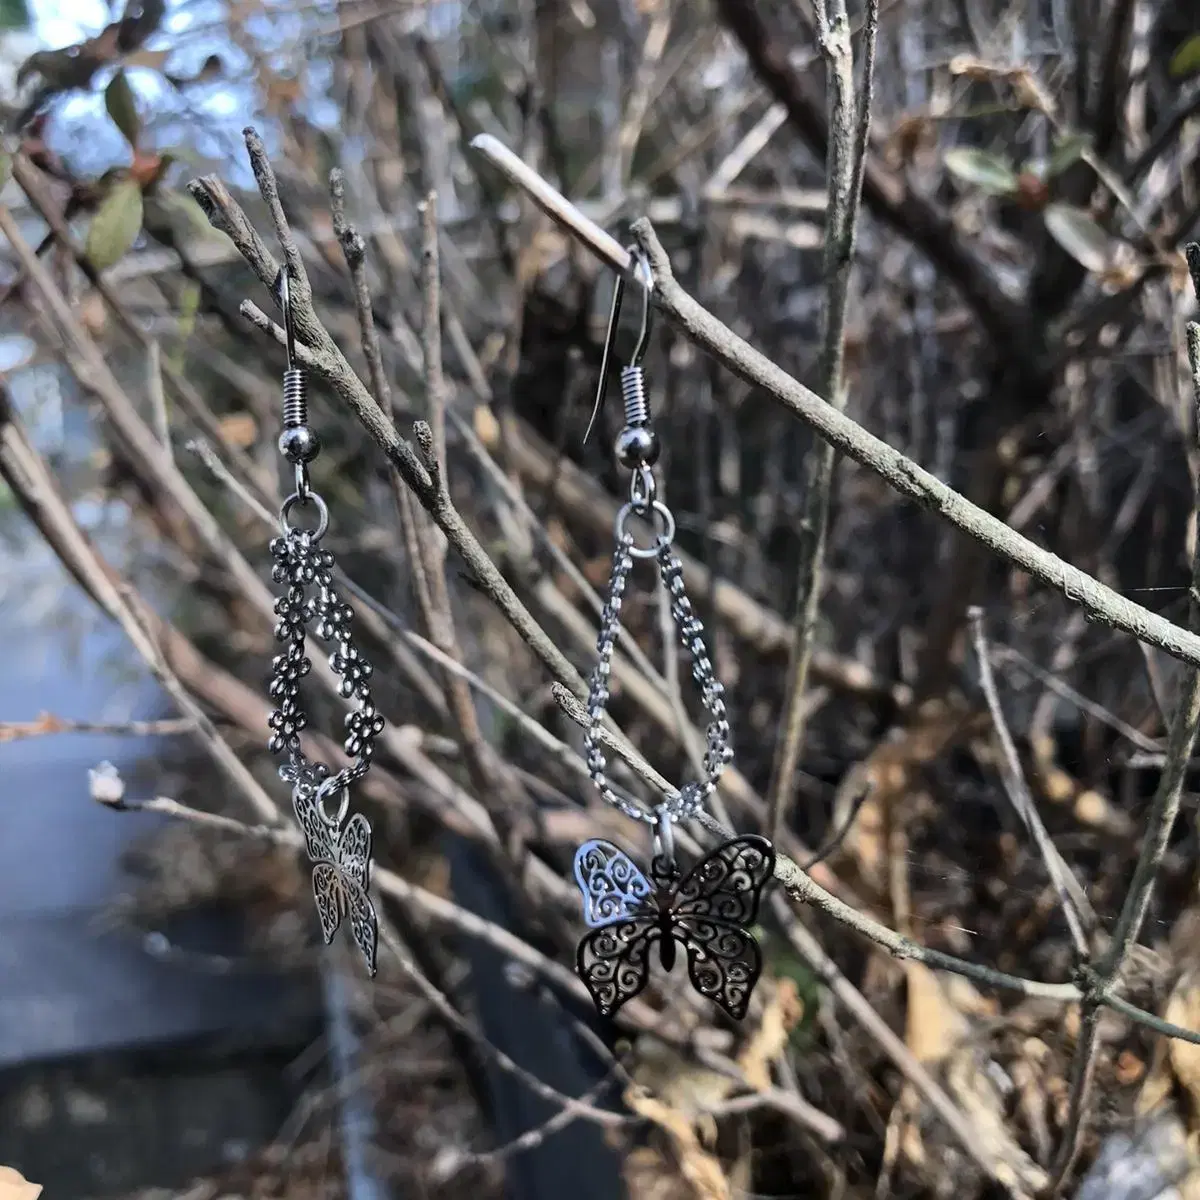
[292,781,379,975]
[573,834,775,1020]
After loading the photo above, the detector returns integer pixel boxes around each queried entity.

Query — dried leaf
[944,148,1019,196]
[624,1085,729,1200]
[217,413,258,448]
[1170,35,1200,79]
[737,977,803,1089]
[474,403,500,449]
[1166,971,1200,1130]
[632,1041,736,1121]
[0,1166,42,1200]
[1043,203,1112,273]
[85,178,143,270]
[105,69,140,148]
[905,963,969,1064]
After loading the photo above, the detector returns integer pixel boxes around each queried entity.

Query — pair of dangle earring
[571,249,775,1021]
[266,272,385,975]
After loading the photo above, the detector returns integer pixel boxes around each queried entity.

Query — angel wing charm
[293,781,379,975]
[572,835,774,1020]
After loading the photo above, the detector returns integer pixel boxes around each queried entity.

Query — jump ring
[280,491,329,539]
[615,499,675,558]
[629,466,656,510]
[316,776,350,827]
[294,461,311,501]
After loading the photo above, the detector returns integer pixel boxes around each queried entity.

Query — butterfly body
[573,835,774,1020]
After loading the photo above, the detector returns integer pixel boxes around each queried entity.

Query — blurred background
[0,0,1199,1197]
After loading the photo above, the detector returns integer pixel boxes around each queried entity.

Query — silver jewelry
[572,248,774,1021]
[267,271,383,975]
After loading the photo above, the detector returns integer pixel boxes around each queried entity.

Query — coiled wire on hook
[275,270,321,509]
[279,271,309,430]
[620,364,648,428]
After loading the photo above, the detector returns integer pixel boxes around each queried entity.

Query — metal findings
[572,250,771,1020]
[267,270,382,976]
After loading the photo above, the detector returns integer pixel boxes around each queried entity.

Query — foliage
[4,0,1200,1197]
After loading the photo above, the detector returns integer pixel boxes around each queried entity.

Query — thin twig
[330,167,394,412]
[0,715,194,742]
[770,894,1048,1195]
[766,0,881,845]
[969,606,1095,956]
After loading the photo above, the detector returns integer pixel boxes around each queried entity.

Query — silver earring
[571,248,775,1021]
[267,271,383,975]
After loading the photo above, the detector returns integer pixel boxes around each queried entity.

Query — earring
[267,271,384,976]
[572,248,775,1022]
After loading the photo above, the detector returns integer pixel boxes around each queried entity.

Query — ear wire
[582,246,654,448]
[275,270,320,496]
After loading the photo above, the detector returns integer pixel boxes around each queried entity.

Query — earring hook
[277,268,297,372]
[582,246,653,446]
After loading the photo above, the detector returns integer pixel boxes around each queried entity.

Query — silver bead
[278,425,322,463]
[614,424,660,468]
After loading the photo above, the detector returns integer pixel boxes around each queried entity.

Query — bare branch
[467,136,1200,670]
[766,0,881,845]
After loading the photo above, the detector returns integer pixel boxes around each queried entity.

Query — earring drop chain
[580,247,733,826]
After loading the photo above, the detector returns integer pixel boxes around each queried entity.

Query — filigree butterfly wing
[574,840,661,1018]
[667,836,775,1021]
[294,788,379,976]
[335,812,378,974]
[293,781,338,864]
[576,918,661,1018]
[337,812,373,892]
[311,861,345,944]
[671,836,775,925]
[573,839,654,926]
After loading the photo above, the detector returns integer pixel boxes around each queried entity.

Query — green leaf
[1043,202,1111,273]
[1047,132,1092,178]
[0,0,30,31]
[943,148,1019,196]
[85,179,144,270]
[105,70,140,149]
[1170,34,1200,78]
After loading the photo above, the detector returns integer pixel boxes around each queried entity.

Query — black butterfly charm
[573,835,775,1020]
[292,777,379,975]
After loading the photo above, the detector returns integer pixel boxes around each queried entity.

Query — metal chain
[582,534,648,822]
[267,507,385,810]
[656,538,734,817]
[581,524,735,825]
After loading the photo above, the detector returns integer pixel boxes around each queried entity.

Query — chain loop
[614,499,675,559]
[581,525,734,828]
[280,491,328,539]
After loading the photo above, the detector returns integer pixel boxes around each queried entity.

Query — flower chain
[267,523,385,797]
